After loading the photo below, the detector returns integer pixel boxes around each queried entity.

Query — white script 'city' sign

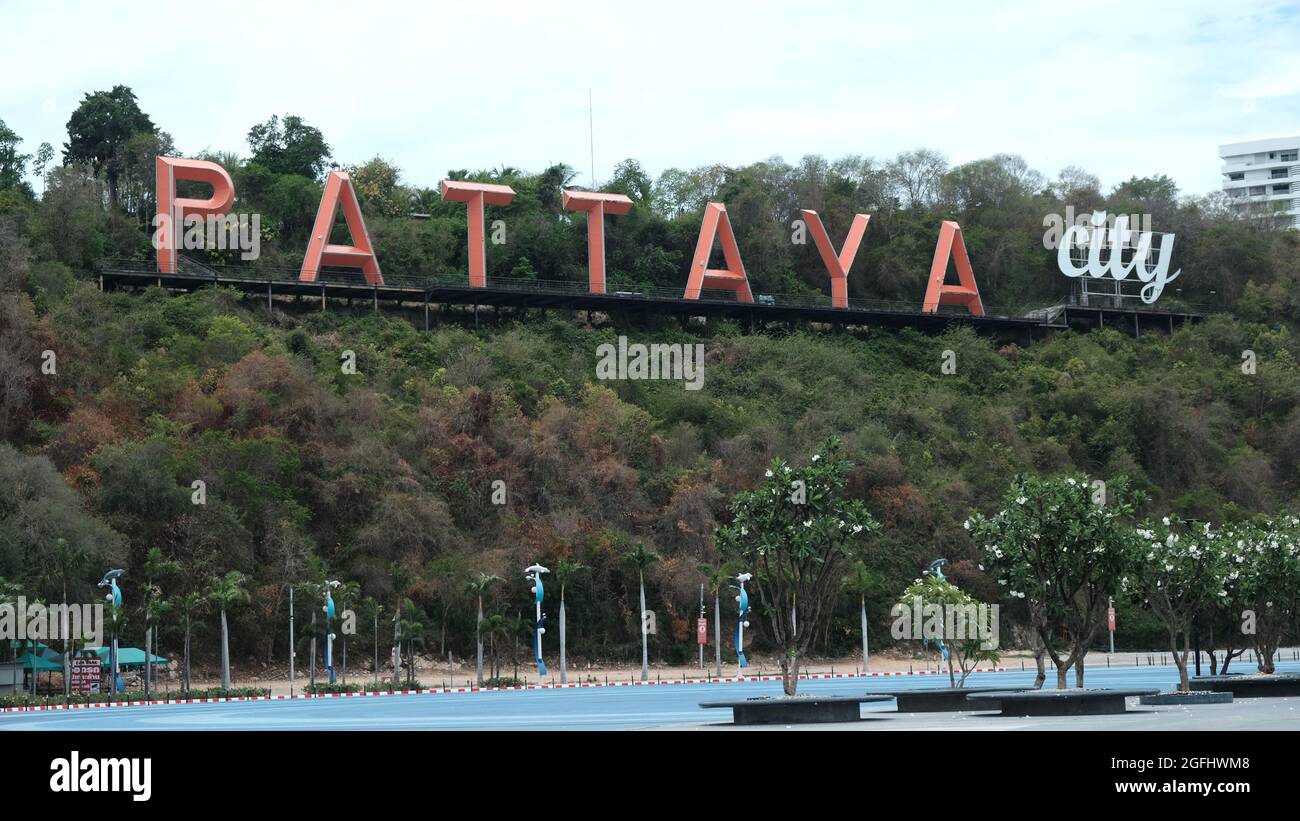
[1053,211,1181,304]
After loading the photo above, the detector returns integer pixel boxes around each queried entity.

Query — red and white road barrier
[0,666,1006,713]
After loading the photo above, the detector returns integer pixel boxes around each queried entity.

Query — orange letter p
[154,157,235,274]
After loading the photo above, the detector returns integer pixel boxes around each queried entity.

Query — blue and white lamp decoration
[924,559,950,663]
[734,571,752,670]
[324,579,340,685]
[97,569,125,692]
[526,564,550,677]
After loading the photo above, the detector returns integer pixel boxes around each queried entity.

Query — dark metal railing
[97,257,1135,324]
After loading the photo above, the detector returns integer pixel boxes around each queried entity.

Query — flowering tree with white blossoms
[894,573,999,687]
[716,437,879,696]
[1231,515,1300,674]
[1123,517,1231,691]
[968,473,1139,690]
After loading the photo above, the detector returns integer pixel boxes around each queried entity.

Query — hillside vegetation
[1,88,1299,672]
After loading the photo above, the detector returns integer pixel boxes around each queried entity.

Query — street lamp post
[925,559,955,685]
[324,580,340,685]
[698,583,705,670]
[525,564,550,678]
[289,585,295,697]
[97,570,124,694]
[734,572,751,671]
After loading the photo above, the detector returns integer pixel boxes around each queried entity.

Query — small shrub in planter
[481,676,523,688]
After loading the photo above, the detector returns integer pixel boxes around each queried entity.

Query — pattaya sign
[1051,211,1181,304]
[153,156,986,315]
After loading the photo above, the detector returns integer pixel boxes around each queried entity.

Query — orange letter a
[300,171,383,285]
[683,202,753,303]
[922,221,984,316]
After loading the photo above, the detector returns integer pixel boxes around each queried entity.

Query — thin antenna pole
[588,88,596,189]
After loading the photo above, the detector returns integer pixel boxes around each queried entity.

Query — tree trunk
[183,626,191,691]
[1033,645,1047,690]
[219,608,231,690]
[1172,628,1191,692]
[639,573,649,682]
[475,598,484,685]
[144,624,152,698]
[1055,661,1068,690]
[559,592,567,685]
[780,650,799,696]
[1074,653,1085,688]
[860,596,869,673]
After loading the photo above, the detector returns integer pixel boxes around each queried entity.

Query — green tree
[1124,518,1231,691]
[552,556,588,684]
[207,571,250,689]
[843,559,883,673]
[477,609,508,680]
[716,437,879,695]
[141,546,179,697]
[0,118,31,193]
[175,591,206,691]
[466,572,501,685]
[33,142,55,196]
[893,572,999,687]
[623,544,658,682]
[246,114,331,180]
[62,85,155,205]
[1232,515,1300,674]
[969,474,1139,689]
[395,597,426,685]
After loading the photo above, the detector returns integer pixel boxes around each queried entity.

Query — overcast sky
[3,0,1299,197]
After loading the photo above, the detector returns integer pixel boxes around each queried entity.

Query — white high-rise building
[1219,136,1300,228]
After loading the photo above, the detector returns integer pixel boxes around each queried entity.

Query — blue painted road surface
[3,660,1299,731]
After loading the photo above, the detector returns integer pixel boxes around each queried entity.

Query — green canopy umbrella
[14,653,63,672]
[84,647,169,669]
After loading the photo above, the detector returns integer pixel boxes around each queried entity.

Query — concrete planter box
[1140,691,1233,706]
[966,688,1159,716]
[1189,673,1300,698]
[880,686,1024,712]
[699,694,893,725]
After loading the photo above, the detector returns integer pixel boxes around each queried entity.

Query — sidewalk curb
[1,666,1007,712]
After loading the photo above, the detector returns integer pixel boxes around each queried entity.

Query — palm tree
[843,560,880,674]
[175,592,206,691]
[359,597,382,684]
[207,571,249,690]
[335,580,361,685]
[425,555,465,657]
[39,538,89,696]
[476,610,509,680]
[552,557,588,684]
[465,573,501,685]
[141,547,178,698]
[396,599,427,685]
[388,562,418,681]
[624,544,659,682]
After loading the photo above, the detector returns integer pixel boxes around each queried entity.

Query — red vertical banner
[1107,607,1116,632]
[696,618,708,645]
